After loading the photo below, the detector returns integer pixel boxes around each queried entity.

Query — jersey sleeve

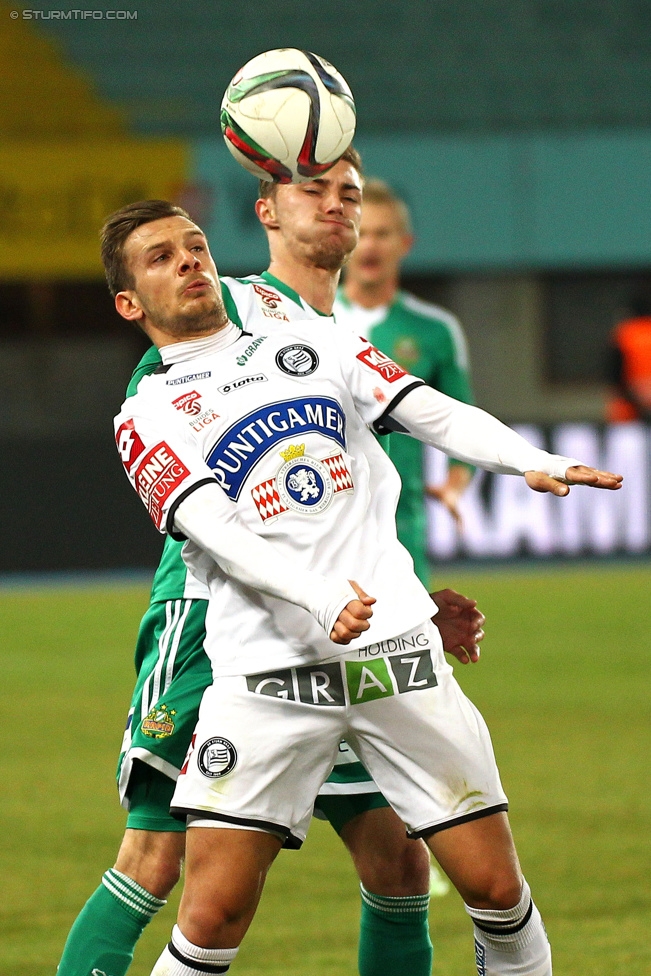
[114,390,219,537]
[336,330,425,431]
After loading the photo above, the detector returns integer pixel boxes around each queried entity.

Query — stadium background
[2,4,650,975]
[2,0,651,571]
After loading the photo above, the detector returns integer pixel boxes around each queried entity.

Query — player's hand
[525,465,623,496]
[430,588,484,664]
[330,580,376,644]
[426,483,464,528]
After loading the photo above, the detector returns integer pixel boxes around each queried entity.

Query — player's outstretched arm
[330,581,376,645]
[385,385,624,489]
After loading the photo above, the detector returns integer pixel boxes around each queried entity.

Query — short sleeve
[336,330,425,432]
[114,391,219,537]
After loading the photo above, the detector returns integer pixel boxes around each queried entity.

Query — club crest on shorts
[141,703,176,739]
[251,444,354,521]
[275,344,319,376]
[197,737,238,778]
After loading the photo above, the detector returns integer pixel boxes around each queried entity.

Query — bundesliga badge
[251,443,354,522]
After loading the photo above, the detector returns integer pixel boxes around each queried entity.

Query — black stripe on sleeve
[372,380,426,435]
[165,478,220,540]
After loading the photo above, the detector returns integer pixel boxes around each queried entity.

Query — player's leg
[341,805,433,976]
[315,748,433,976]
[426,813,551,976]
[57,765,185,976]
[57,598,210,976]
[344,620,551,976]
[150,827,282,976]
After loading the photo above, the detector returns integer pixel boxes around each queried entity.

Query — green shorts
[119,598,389,834]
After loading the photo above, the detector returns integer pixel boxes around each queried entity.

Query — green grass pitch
[2,564,650,975]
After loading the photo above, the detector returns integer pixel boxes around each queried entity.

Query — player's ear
[255,196,279,230]
[115,290,145,323]
[400,233,415,258]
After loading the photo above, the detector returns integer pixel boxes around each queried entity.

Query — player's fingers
[564,465,623,489]
[524,471,571,495]
[430,588,477,612]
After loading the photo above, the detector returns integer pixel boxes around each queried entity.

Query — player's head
[255,146,363,273]
[344,178,414,291]
[100,199,227,345]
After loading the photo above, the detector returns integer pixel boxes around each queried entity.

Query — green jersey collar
[261,271,330,317]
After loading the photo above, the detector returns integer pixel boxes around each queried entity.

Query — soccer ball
[220,48,356,183]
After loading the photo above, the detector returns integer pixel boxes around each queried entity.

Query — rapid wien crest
[252,443,354,521]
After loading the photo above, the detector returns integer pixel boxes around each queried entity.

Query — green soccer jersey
[333,289,474,584]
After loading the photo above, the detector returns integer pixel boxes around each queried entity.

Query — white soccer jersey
[115,321,435,677]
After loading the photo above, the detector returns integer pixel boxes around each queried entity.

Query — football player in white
[109,202,619,976]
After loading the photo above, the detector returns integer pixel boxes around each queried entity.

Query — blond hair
[361,179,412,234]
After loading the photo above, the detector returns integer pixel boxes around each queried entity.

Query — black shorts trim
[170,806,304,850]
[166,479,220,539]
[373,380,425,435]
[407,802,509,840]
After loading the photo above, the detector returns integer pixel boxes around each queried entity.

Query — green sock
[57,868,166,976]
[358,884,433,976]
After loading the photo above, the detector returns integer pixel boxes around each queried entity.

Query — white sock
[149,924,239,976]
[465,879,552,976]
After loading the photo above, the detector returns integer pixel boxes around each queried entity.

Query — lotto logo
[135,442,190,529]
[172,390,202,415]
[356,345,407,382]
[115,419,145,470]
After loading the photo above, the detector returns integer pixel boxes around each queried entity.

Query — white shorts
[171,620,508,848]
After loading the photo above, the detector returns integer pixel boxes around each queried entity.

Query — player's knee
[463,871,523,911]
[358,837,431,895]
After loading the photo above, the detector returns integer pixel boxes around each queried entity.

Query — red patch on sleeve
[134,442,191,530]
[372,386,387,403]
[356,345,408,383]
[115,419,145,471]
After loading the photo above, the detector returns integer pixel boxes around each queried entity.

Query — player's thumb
[349,579,376,605]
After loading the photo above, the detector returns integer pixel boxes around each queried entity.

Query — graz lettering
[246,647,437,707]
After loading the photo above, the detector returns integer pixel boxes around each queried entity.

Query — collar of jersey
[159,320,240,364]
[261,271,330,317]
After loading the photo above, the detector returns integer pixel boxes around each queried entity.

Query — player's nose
[178,249,202,272]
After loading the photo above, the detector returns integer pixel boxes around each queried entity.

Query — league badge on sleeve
[356,344,407,382]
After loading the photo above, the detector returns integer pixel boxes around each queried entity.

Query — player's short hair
[361,179,412,234]
[100,199,192,297]
[257,144,363,200]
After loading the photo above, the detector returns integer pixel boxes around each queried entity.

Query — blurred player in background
[335,179,473,586]
[605,295,651,422]
[57,152,485,976]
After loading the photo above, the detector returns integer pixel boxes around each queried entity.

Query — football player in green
[335,178,473,585]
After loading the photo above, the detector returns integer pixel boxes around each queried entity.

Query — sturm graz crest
[197,737,238,779]
[276,443,334,515]
[275,344,319,376]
